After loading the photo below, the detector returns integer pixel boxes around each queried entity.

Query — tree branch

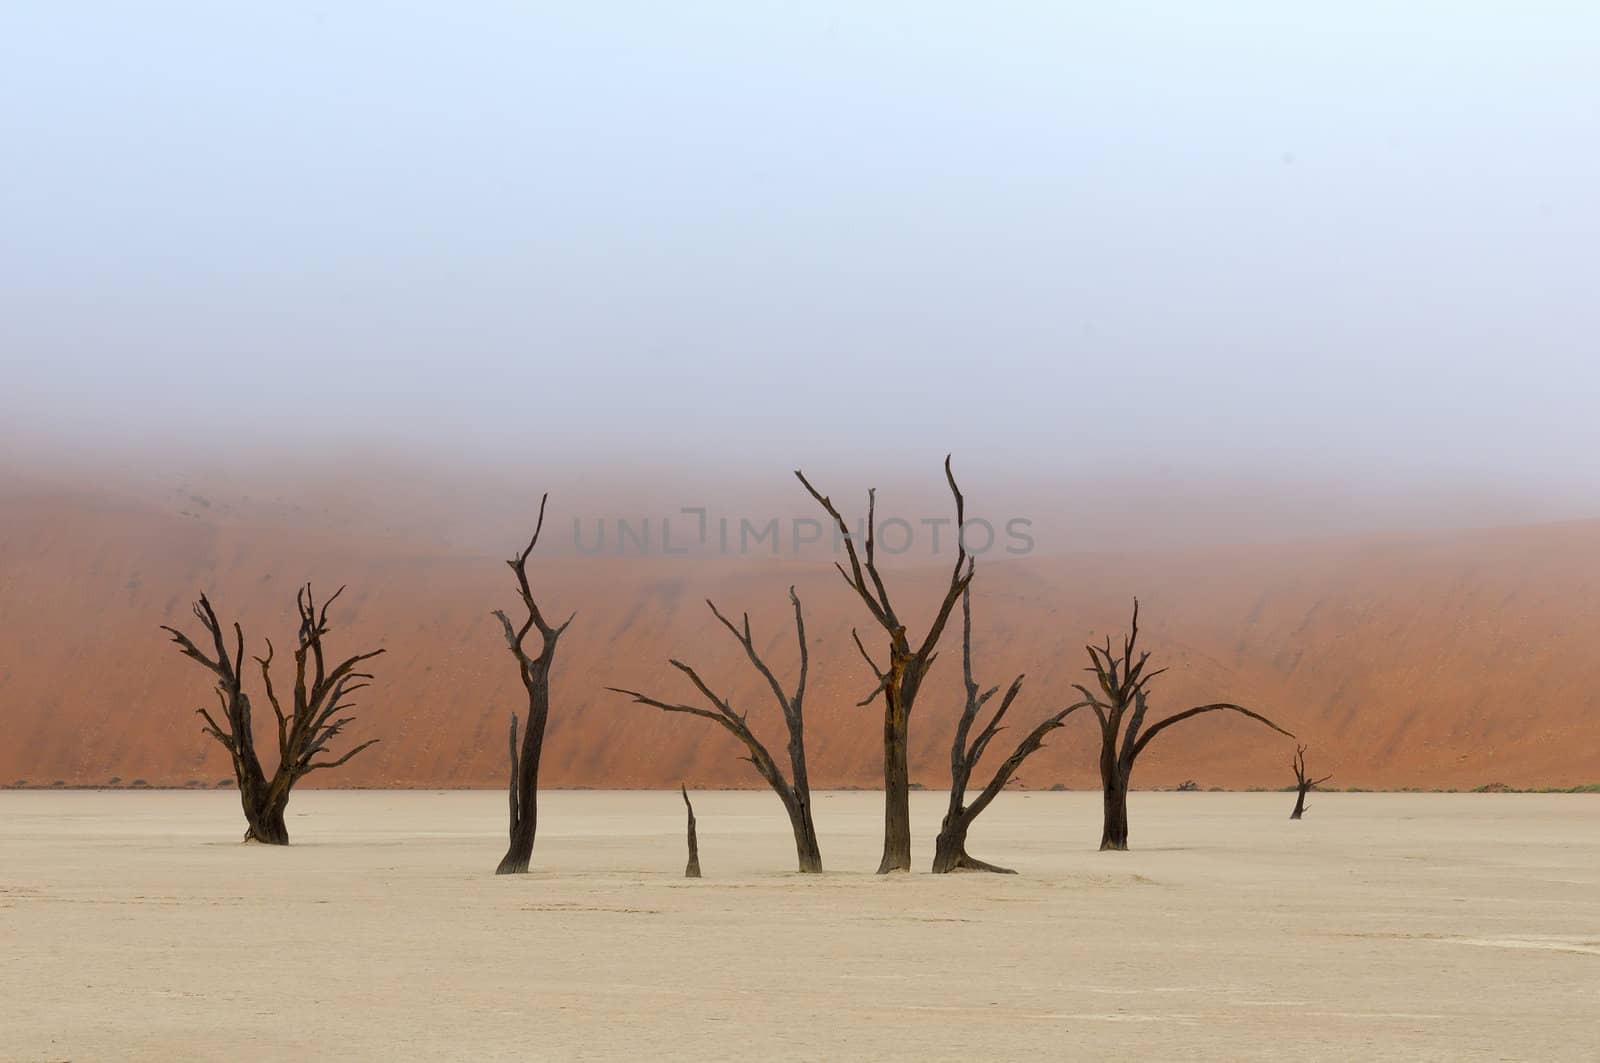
[793,469,891,630]
[1130,702,1293,762]
[302,738,380,774]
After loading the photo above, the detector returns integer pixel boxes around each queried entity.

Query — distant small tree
[1074,600,1291,850]
[611,588,822,872]
[162,585,383,844]
[493,494,575,875]
[933,571,1088,873]
[1289,745,1332,819]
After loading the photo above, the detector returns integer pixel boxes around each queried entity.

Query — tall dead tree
[1289,745,1332,820]
[493,494,574,875]
[796,456,971,874]
[933,571,1089,873]
[162,585,383,844]
[610,587,822,873]
[1075,600,1292,850]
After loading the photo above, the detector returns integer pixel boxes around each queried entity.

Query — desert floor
[2,791,1596,1062]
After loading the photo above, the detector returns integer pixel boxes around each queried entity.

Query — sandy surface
[2,790,1596,1061]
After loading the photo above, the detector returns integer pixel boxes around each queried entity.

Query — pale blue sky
[3,2,1597,490]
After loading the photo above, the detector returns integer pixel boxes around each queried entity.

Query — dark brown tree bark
[681,784,702,878]
[795,456,971,873]
[1074,601,1293,851]
[493,495,575,875]
[933,571,1089,873]
[1290,745,1332,819]
[504,712,519,845]
[162,585,383,844]
[611,587,823,873]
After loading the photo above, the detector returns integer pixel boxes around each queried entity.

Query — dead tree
[493,495,575,875]
[610,588,822,873]
[162,585,383,844]
[796,456,971,873]
[1075,600,1292,850]
[933,571,1089,873]
[1290,745,1332,819]
[681,784,702,877]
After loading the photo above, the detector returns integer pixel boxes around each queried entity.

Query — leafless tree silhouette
[681,784,702,877]
[493,494,575,874]
[611,588,822,872]
[1290,745,1332,819]
[933,571,1089,873]
[162,585,383,844]
[1074,600,1292,850]
[795,456,971,873]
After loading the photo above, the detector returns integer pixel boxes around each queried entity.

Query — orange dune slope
[2,476,1597,791]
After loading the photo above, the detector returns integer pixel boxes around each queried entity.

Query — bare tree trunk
[505,713,519,844]
[499,730,544,870]
[1100,775,1130,851]
[878,701,912,874]
[1290,784,1309,820]
[931,825,961,872]
[930,819,971,873]
[788,804,823,874]
[785,727,823,874]
[243,794,289,845]
[497,675,548,875]
[233,757,282,844]
[930,820,1017,874]
[681,784,701,878]
[492,495,574,876]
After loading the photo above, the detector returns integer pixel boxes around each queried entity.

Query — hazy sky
[3,2,1597,499]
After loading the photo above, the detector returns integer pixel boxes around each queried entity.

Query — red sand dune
[2,473,1597,791]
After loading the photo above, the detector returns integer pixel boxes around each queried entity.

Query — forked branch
[611,588,822,872]
[934,570,1089,873]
